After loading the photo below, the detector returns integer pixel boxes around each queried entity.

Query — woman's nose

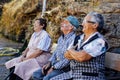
[81,22,84,27]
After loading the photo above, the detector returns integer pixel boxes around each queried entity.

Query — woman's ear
[41,24,44,28]
[93,23,98,29]
[71,25,74,29]
[43,24,45,27]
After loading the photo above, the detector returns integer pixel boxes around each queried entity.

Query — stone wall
[0,0,11,16]
[45,0,120,52]
[0,0,41,42]
[0,0,120,52]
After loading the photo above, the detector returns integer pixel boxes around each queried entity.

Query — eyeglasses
[87,21,96,24]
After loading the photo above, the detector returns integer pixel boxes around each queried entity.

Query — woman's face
[60,20,74,35]
[33,20,43,32]
[82,15,97,34]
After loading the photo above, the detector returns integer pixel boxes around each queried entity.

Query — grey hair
[87,12,104,32]
[73,27,76,31]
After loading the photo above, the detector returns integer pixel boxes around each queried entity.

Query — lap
[15,58,39,70]
[5,56,22,69]
[43,70,64,80]
[50,71,71,80]
[32,69,44,80]
[32,69,65,80]
[33,69,43,76]
[36,52,51,67]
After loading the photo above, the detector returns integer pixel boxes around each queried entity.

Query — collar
[81,32,100,45]
[62,31,75,40]
[34,30,43,38]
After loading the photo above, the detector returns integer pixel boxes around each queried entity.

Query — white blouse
[28,30,51,51]
[78,32,108,57]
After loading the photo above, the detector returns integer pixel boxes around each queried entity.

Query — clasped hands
[42,62,52,75]
[64,48,74,60]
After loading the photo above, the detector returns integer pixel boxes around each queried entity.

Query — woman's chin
[34,29,36,31]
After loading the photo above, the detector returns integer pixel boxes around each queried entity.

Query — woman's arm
[21,48,29,61]
[67,49,92,62]
[64,50,74,60]
[22,48,29,57]
[22,48,43,61]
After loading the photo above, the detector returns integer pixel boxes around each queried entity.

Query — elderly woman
[32,16,80,80]
[5,18,51,80]
[65,12,109,80]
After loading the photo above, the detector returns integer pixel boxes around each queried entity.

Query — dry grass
[0,0,39,41]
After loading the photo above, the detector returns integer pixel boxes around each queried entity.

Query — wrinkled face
[82,15,98,33]
[60,20,74,34]
[33,20,43,32]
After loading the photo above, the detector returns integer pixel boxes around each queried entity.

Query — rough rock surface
[0,0,120,51]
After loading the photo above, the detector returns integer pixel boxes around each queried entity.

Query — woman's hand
[21,55,28,62]
[20,55,24,61]
[46,67,53,75]
[64,50,73,60]
[21,57,26,62]
[20,48,29,62]
[42,62,51,75]
[21,58,28,61]
[22,48,29,56]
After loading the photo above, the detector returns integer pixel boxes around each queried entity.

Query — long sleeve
[53,58,70,69]
[49,51,56,62]
[50,32,75,69]
[49,38,61,63]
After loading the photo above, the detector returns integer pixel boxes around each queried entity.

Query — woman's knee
[43,72,56,80]
[43,75,51,80]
